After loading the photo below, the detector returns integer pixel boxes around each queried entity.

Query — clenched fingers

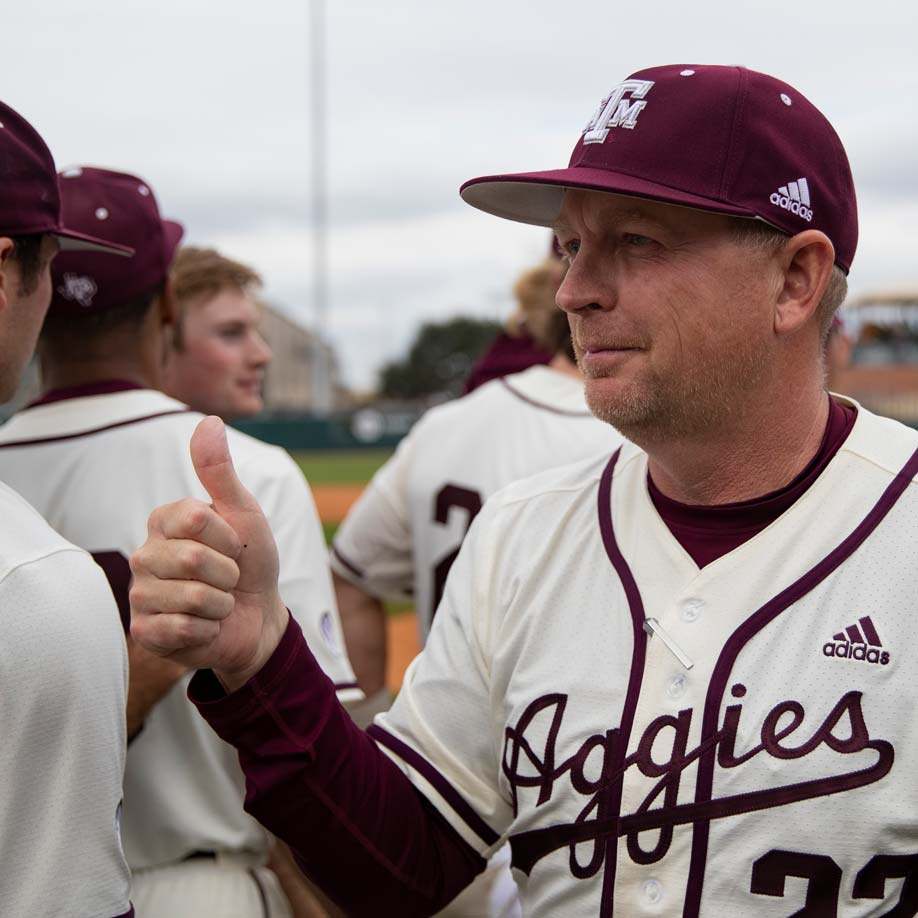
[130,576,234,622]
[130,611,221,658]
[146,498,242,559]
[132,538,240,592]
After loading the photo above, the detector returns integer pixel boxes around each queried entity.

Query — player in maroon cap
[0,166,357,918]
[0,102,133,918]
[130,64,918,916]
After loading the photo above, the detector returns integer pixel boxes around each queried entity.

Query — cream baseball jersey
[0,386,358,870]
[331,364,622,641]
[369,401,918,916]
[0,480,131,917]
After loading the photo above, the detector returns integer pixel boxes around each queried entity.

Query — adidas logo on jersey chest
[823,615,890,666]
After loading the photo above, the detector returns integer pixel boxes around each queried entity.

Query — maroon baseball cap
[50,167,184,315]
[0,100,132,255]
[461,64,857,273]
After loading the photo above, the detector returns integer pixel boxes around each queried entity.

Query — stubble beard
[579,338,772,447]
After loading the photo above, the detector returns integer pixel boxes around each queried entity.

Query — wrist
[216,595,290,693]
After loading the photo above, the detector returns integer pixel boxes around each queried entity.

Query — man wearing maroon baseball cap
[129,66,918,916]
[0,164,359,918]
[0,102,133,917]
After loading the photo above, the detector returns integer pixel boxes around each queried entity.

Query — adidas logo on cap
[770,177,813,222]
[822,615,890,665]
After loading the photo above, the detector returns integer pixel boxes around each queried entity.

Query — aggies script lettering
[503,684,893,877]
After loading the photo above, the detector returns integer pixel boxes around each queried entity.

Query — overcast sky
[4,1,917,389]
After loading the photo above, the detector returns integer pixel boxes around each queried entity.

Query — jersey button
[681,599,703,622]
[666,674,687,699]
[642,878,663,904]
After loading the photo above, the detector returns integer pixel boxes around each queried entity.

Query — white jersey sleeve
[329,430,415,603]
[369,495,513,856]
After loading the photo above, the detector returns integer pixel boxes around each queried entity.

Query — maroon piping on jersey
[0,409,194,449]
[367,724,500,847]
[499,377,594,417]
[330,544,365,580]
[682,444,918,917]
[595,448,648,918]
[26,378,146,408]
[507,449,648,916]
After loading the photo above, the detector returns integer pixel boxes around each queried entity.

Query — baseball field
[291,449,419,694]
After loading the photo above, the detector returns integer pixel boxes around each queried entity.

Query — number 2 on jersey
[431,485,483,619]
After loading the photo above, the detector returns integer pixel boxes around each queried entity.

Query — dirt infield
[387,613,421,694]
[312,484,365,523]
[313,482,420,692]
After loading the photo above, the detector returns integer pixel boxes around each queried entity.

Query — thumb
[190,416,258,515]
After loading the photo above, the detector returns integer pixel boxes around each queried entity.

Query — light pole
[310,0,332,415]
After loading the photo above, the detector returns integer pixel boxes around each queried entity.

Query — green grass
[291,449,393,485]
[385,601,415,617]
[322,521,339,544]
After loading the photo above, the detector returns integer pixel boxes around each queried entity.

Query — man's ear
[0,237,16,313]
[156,278,177,328]
[773,230,836,337]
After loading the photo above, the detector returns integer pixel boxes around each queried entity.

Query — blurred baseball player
[333,255,619,699]
[332,255,619,915]
[0,102,133,917]
[131,64,918,916]
[163,245,272,419]
[0,167,357,918]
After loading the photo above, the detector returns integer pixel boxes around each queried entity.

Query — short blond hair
[511,258,569,355]
[170,246,262,348]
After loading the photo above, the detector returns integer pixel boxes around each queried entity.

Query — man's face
[554,190,779,443]
[163,286,272,420]
[0,235,58,400]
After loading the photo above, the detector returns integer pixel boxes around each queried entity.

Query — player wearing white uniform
[0,167,357,918]
[0,101,133,917]
[332,258,620,659]
[334,363,618,647]
[130,65,916,916]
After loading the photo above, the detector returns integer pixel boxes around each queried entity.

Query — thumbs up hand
[130,416,289,690]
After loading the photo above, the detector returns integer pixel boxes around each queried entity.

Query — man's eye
[560,239,580,260]
[623,233,653,247]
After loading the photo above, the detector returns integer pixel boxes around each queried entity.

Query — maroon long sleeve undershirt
[188,617,485,916]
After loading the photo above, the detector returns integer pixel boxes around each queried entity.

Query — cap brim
[163,220,185,264]
[460,167,757,227]
[55,226,134,257]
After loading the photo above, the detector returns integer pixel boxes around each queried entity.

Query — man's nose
[555,253,614,314]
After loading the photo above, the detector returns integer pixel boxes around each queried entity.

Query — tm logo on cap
[57,273,98,308]
[582,80,655,144]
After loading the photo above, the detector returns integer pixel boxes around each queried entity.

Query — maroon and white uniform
[331,364,622,643]
[191,397,918,916]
